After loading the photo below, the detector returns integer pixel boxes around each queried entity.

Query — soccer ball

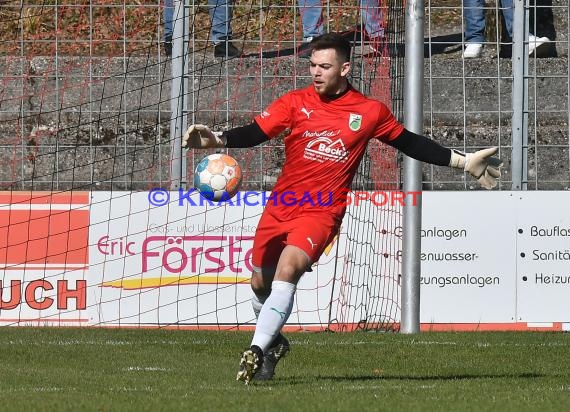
[194,153,242,201]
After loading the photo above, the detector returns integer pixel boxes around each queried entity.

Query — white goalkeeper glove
[449,147,503,189]
[182,124,225,149]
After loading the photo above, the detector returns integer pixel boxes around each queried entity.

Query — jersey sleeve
[372,102,405,142]
[253,93,293,139]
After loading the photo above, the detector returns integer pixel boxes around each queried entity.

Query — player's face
[309,49,350,96]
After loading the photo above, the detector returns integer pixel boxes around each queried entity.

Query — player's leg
[249,246,309,381]
[237,213,341,383]
[248,211,284,330]
[247,266,292,381]
[250,245,308,349]
[236,269,270,384]
[237,246,307,384]
[252,213,340,351]
[237,212,290,384]
[250,267,273,319]
[253,332,290,381]
[254,212,341,362]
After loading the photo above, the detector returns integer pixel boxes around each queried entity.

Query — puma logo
[301,107,314,119]
[270,307,286,320]
[307,237,317,250]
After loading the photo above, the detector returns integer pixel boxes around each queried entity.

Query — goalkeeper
[182,33,502,385]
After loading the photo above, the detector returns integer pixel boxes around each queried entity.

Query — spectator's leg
[464,0,486,43]
[163,0,174,56]
[499,0,514,39]
[298,0,324,41]
[209,0,233,43]
[360,0,384,40]
[164,0,173,40]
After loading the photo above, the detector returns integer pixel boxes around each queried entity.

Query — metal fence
[0,0,568,190]
[423,0,569,190]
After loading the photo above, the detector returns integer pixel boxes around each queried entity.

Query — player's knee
[275,263,305,283]
[250,271,271,296]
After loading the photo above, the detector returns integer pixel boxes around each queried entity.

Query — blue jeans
[164,0,173,40]
[464,0,513,43]
[359,0,384,39]
[298,0,323,40]
[299,0,384,40]
[163,0,232,44]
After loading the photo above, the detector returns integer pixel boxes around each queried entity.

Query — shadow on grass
[276,371,545,385]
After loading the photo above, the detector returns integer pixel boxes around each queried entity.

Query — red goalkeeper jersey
[254,84,404,220]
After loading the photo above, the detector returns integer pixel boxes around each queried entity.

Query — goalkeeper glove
[449,147,503,189]
[182,124,225,149]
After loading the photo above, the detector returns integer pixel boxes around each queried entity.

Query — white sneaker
[463,43,483,58]
[528,34,550,56]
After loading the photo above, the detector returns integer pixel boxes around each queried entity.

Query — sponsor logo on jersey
[301,107,314,119]
[302,129,341,139]
[349,113,362,131]
[304,135,349,163]
[260,110,270,118]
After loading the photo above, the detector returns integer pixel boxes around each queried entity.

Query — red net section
[1,1,168,190]
[0,1,404,330]
[183,1,402,193]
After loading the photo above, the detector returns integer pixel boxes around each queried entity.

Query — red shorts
[251,210,341,271]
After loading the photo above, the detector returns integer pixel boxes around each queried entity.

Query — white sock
[251,294,267,319]
[251,280,296,352]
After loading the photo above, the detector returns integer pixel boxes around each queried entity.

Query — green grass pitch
[0,328,568,411]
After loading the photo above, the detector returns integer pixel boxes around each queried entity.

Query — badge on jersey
[348,113,362,131]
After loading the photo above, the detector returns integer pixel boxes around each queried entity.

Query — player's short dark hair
[309,33,351,62]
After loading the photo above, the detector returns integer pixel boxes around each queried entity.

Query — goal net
[0,0,404,331]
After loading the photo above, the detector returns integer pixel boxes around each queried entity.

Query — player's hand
[182,124,225,149]
[450,147,503,189]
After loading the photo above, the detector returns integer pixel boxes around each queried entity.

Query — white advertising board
[513,192,570,322]
[88,191,339,327]
[0,192,90,326]
[3,190,570,329]
[419,192,518,323]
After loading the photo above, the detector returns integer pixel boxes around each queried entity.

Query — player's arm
[182,121,269,149]
[224,122,269,148]
[387,128,502,189]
